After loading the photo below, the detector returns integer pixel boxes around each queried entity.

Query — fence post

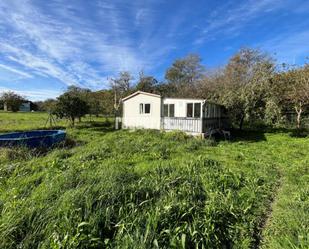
[115,117,121,130]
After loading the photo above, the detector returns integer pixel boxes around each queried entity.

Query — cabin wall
[122,94,161,130]
[162,98,204,133]
[122,93,229,134]
[163,98,204,118]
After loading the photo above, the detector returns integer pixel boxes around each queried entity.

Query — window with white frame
[163,104,175,117]
[186,103,201,118]
[139,103,151,114]
[194,103,201,118]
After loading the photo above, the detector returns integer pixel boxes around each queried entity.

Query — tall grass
[0,112,308,248]
[0,129,279,249]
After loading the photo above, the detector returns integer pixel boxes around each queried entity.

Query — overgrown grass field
[0,112,308,248]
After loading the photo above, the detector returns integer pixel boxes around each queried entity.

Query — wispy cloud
[0,0,308,100]
[194,0,287,44]
[258,30,309,64]
[0,0,178,93]
[0,86,62,101]
[0,0,102,88]
[0,63,32,79]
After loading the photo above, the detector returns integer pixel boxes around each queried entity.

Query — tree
[88,97,101,117]
[273,65,309,128]
[66,86,92,100]
[165,54,205,97]
[289,65,309,128]
[196,68,224,101]
[94,90,114,116]
[36,99,58,112]
[110,71,133,115]
[217,48,275,130]
[135,72,158,93]
[66,85,103,120]
[54,93,89,126]
[153,83,177,98]
[0,91,25,112]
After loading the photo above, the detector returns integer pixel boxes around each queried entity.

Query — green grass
[0,112,308,248]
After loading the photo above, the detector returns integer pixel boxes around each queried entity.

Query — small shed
[19,102,31,112]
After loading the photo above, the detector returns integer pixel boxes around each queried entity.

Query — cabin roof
[163,97,205,101]
[122,91,224,107]
[122,91,161,102]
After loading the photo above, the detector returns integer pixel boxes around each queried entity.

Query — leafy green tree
[135,72,158,93]
[218,48,275,129]
[54,93,89,126]
[88,98,101,117]
[94,90,114,116]
[288,65,309,128]
[165,54,205,97]
[271,65,309,128]
[66,86,92,99]
[65,86,106,119]
[0,91,25,112]
[154,83,177,97]
[36,99,58,112]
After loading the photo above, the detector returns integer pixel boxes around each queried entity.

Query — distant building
[2,101,32,112]
[19,102,31,112]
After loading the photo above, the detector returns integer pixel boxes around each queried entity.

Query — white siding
[163,98,204,118]
[122,93,161,130]
[121,92,226,134]
[162,98,204,133]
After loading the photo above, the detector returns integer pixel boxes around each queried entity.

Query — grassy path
[200,131,309,248]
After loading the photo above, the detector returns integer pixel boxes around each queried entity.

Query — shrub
[164,130,190,141]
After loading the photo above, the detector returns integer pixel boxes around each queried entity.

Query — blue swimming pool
[0,130,66,148]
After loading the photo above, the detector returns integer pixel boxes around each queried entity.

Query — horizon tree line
[1,47,308,129]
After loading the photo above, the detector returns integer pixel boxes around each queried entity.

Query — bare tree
[110,71,133,115]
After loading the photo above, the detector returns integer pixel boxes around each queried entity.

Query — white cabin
[121,91,228,135]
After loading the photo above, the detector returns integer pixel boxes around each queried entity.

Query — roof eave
[122,91,161,102]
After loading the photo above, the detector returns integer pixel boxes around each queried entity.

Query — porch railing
[162,117,230,133]
[162,117,202,133]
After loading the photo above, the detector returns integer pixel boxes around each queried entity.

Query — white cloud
[258,30,309,64]
[194,0,287,44]
[0,0,177,91]
[0,63,32,78]
[0,44,83,87]
[0,86,62,101]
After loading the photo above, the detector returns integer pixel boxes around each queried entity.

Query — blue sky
[0,0,309,101]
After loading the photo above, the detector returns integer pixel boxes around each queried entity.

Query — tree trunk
[295,104,302,129]
[239,115,245,130]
